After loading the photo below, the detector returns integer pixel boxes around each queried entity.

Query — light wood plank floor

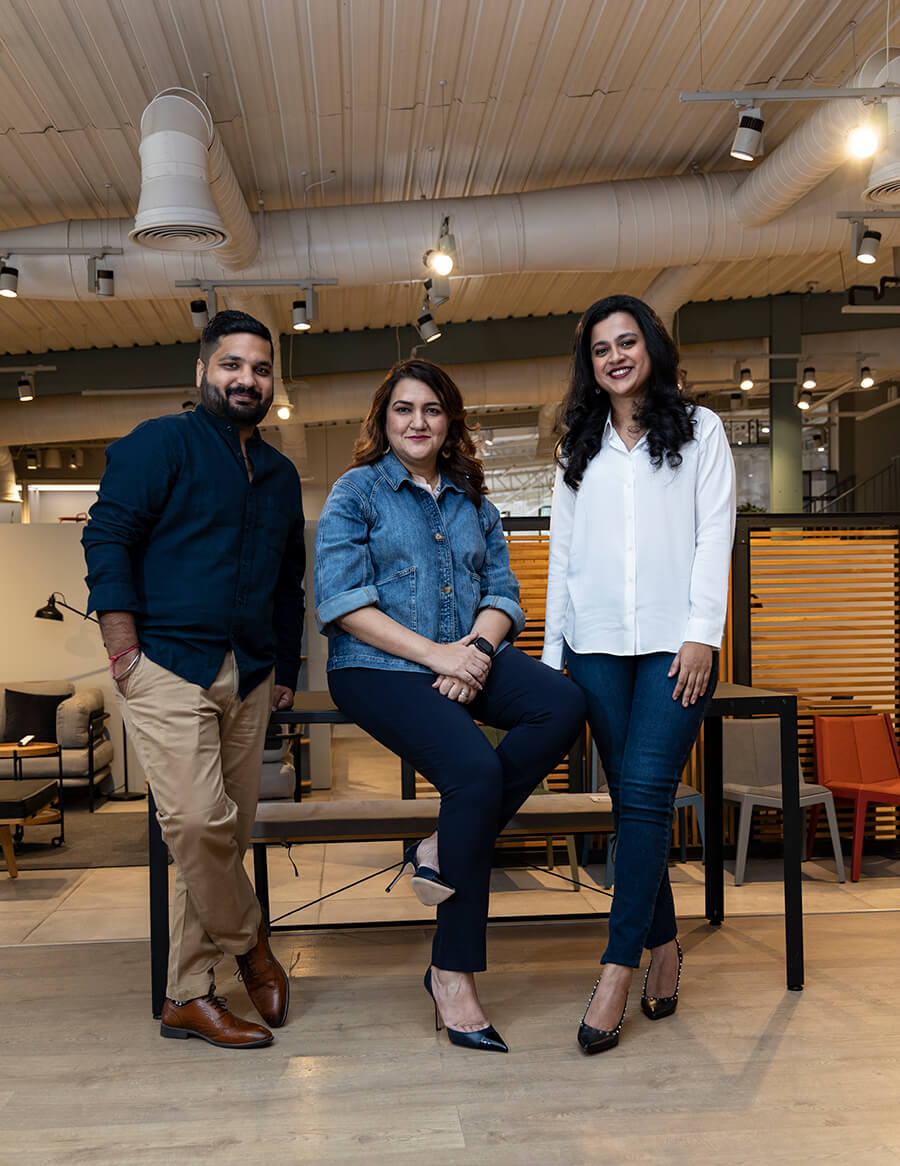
[3,910,900,1165]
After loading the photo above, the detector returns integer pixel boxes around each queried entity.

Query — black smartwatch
[472,635,495,658]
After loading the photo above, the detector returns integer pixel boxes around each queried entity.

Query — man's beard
[199,371,272,427]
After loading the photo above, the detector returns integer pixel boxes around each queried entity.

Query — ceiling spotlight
[424,274,450,308]
[292,300,311,331]
[17,374,34,402]
[848,123,880,159]
[68,448,83,469]
[423,215,458,277]
[739,367,753,391]
[416,305,441,343]
[801,367,817,390]
[276,402,293,421]
[859,365,875,389]
[730,106,764,162]
[96,268,114,296]
[760,424,770,434]
[190,299,209,329]
[24,448,39,470]
[0,264,19,297]
[856,228,881,264]
[423,248,453,278]
[797,389,812,410]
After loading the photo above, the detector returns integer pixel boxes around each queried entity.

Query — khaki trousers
[116,652,274,1001]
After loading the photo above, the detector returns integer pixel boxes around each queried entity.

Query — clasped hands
[431,633,492,704]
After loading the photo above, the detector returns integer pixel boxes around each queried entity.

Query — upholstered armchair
[0,681,114,811]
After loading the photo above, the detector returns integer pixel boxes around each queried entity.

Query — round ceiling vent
[130,223,228,250]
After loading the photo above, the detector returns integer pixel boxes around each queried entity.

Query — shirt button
[434,532,445,541]
[441,584,452,594]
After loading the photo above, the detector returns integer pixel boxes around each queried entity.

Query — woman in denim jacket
[315,358,585,1053]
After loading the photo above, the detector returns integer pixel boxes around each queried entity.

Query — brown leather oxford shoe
[160,993,274,1048]
[236,918,290,1027]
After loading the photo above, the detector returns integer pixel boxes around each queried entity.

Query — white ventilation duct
[130,89,258,269]
[735,49,900,226]
[861,51,900,205]
[733,52,883,227]
[0,447,20,504]
[0,169,893,302]
[643,264,718,332]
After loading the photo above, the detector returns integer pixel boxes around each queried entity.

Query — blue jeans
[328,646,587,972]
[564,647,717,968]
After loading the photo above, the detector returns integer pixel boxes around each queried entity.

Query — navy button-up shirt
[82,405,305,697]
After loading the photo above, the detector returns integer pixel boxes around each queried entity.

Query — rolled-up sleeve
[314,480,380,633]
[684,414,736,647]
[82,422,177,615]
[476,500,526,639]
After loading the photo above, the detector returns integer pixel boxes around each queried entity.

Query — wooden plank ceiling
[0,0,894,355]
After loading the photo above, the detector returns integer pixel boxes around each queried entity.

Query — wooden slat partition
[750,525,900,843]
[737,518,900,847]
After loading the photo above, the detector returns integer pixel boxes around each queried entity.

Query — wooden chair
[811,713,900,882]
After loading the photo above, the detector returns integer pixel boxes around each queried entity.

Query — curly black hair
[557,294,695,491]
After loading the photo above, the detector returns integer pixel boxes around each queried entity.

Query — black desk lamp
[34,593,97,623]
[34,592,145,801]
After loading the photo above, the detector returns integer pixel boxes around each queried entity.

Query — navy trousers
[328,645,586,971]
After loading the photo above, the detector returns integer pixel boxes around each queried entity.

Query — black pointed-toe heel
[424,968,508,1053]
[641,939,683,1021]
[385,841,455,906]
[577,976,627,1055]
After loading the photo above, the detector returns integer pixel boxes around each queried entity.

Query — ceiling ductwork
[130,89,258,269]
[732,50,900,227]
[0,170,893,303]
[862,53,900,205]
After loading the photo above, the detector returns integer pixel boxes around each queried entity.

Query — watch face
[474,636,494,657]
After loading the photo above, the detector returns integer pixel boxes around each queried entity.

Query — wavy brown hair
[352,358,486,507]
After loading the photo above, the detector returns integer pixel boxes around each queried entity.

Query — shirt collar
[376,449,464,495]
[603,413,647,453]
[194,403,263,448]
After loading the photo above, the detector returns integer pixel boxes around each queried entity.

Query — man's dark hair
[199,310,274,365]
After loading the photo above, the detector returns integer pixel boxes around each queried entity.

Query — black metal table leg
[253,843,271,927]
[54,746,65,846]
[147,789,169,1019]
[779,696,804,990]
[703,715,724,926]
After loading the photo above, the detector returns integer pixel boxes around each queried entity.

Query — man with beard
[82,310,304,1048]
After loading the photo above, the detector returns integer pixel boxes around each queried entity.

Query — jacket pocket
[375,566,417,632]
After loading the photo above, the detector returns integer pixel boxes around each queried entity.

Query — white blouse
[541,405,736,668]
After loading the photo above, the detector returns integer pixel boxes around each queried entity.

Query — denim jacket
[315,451,525,672]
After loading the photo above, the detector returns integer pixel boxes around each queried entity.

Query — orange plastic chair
[811,714,900,882]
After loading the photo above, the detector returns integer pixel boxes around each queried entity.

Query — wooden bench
[0,778,64,877]
[149,791,613,1017]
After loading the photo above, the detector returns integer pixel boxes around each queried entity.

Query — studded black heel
[640,939,683,1021]
[576,976,627,1055]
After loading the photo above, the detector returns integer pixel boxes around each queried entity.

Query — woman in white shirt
[542,294,735,1055]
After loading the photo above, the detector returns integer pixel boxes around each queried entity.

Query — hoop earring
[440,446,451,459]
